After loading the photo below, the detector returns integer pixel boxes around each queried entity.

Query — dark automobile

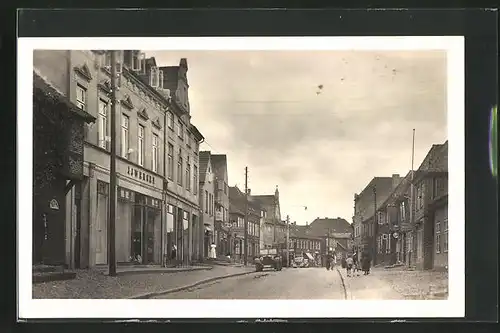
[255,248,283,272]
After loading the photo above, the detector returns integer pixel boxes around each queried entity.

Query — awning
[304,252,314,261]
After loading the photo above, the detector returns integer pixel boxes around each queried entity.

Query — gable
[73,63,93,82]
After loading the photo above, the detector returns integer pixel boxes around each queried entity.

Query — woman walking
[361,249,372,275]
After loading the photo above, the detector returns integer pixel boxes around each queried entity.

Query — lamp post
[108,50,118,277]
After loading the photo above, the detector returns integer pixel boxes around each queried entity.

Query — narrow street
[154,267,347,299]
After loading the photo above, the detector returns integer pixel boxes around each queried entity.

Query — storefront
[83,155,165,267]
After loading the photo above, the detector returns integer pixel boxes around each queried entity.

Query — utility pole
[244,166,248,266]
[285,214,290,267]
[108,50,117,276]
[373,186,377,266]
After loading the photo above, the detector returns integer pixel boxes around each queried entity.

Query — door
[95,193,108,265]
[132,204,144,263]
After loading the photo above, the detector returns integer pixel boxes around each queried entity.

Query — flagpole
[409,129,415,267]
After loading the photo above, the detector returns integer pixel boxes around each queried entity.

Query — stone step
[33,271,76,284]
[32,264,64,273]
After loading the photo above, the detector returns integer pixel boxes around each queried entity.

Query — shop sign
[126,166,156,186]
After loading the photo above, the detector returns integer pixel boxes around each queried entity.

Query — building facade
[353,175,401,265]
[252,186,284,250]
[211,154,230,256]
[413,141,448,270]
[229,186,261,261]
[33,50,204,268]
[289,223,322,263]
[373,171,413,267]
[33,70,95,268]
[198,151,215,260]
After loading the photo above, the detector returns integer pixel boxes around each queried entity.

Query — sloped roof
[415,141,448,178]
[330,232,352,239]
[229,186,263,215]
[381,170,412,207]
[251,195,275,207]
[33,71,96,123]
[289,225,322,240]
[210,154,227,178]
[198,151,211,181]
[308,217,351,237]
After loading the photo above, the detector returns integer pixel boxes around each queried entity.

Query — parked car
[255,248,283,272]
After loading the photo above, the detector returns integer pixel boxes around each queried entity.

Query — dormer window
[131,51,145,73]
[158,70,164,89]
[150,66,160,88]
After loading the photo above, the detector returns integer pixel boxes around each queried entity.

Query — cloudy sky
[147,50,447,225]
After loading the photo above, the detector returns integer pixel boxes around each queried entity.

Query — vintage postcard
[18,36,464,319]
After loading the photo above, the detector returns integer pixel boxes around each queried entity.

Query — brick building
[33,50,205,268]
[252,186,285,250]
[211,154,230,256]
[288,223,322,263]
[413,141,448,270]
[228,186,262,261]
[353,175,401,265]
[197,151,215,260]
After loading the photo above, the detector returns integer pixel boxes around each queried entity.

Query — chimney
[306,222,309,226]
[392,174,401,190]
[247,188,251,196]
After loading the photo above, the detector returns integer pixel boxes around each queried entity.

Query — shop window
[443,218,448,253]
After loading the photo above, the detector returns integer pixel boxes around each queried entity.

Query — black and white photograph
[19,36,464,319]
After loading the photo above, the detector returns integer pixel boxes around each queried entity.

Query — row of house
[352,141,448,271]
[288,218,353,264]
[33,49,290,269]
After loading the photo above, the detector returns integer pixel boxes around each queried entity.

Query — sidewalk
[372,267,448,299]
[337,267,448,300]
[33,265,255,299]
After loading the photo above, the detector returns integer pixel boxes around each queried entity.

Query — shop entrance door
[95,194,108,265]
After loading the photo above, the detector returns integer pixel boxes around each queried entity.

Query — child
[345,255,354,277]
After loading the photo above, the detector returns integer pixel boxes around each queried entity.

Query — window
[186,156,191,191]
[224,182,227,195]
[177,120,183,138]
[167,112,174,129]
[384,234,390,254]
[158,70,164,89]
[193,165,198,195]
[138,125,145,166]
[130,51,145,72]
[152,134,159,173]
[400,201,406,221]
[443,217,448,253]
[205,190,208,213]
[167,143,174,179]
[150,66,159,88]
[98,99,108,149]
[436,220,441,253]
[417,184,424,209]
[417,228,424,258]
[186,132,191,147]
[76,85,86,110]
[121,114,129,158]
[177,149,183,186]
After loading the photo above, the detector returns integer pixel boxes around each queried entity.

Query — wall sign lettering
[126,166,156,185]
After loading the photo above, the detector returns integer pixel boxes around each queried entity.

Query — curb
[130,270,258,299]
[335,267,349,300]
[105,266,213,277]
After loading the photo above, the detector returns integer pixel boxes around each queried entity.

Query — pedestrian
[171,244,177,267]
[352,252,359,276]
[345,255,354,277]
[210,242,217,259]
[361,249,372,275]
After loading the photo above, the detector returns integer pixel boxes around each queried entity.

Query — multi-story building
[289,223,322,263]
[413,141,448,270]
[33,50,205,268]
[252,186,284,250]
[353,175,401,264]
[229,186,261,261]
[211,154,230,256]
[33,69,96,269]
[197,151,215,260]
[373,171,412,266]
[306,217,352,258]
